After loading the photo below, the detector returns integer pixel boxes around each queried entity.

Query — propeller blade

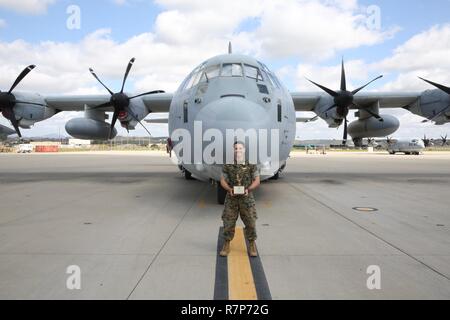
[441,134,448,146]
[8,65,36,93]
[128,90,165,100]
[355,104,383,122]
[342,117,348,145]
[351,75,383,95]
[89,68,114,95]
[2,108,22,137]
[120,58,135,93]
[419,77,450,95]
[125,106,152,137]
[386,136,394,145]
[340,59,347,91]
[306,78,338,97]
[425,105,450,123]
[306,115,319,123]
[324,104,337,113]
[109,111,119,139]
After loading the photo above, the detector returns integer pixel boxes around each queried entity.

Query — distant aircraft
[1,45,450,202]
[378,137,425,155]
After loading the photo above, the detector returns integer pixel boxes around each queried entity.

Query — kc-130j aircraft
[1,46,449,203]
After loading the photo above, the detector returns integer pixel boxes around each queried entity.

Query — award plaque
[233,173,245,195]
[233,185,245,195]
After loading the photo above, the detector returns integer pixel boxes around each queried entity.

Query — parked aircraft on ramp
[1,46,450,202]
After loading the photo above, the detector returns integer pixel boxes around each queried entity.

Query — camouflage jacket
[222,162,260,201]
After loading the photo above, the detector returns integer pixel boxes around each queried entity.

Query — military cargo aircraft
[1,46,449,203]
[376,137,425,155]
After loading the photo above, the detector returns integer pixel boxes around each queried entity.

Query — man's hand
[244,189,249,196]
[221,176,234,196]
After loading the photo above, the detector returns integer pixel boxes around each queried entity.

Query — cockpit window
[267,73,281,88]
[200,64,220,83]
[258,61,282,89]
[221,63,243,77]
[179,62,208,91]
[260,70,273,86]
[244,64,263,81]
[186,70,203,89]
[258,61,271,73]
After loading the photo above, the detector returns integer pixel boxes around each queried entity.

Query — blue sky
[1,0,449,72]
[0,0,449,138]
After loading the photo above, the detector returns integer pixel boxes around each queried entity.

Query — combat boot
[220,240,231,257]
[249,241,258,257]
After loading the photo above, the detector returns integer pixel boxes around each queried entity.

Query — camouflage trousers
[222,194,257,242]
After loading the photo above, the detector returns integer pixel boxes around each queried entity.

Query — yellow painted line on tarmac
[227,227,257,300]
[198,199,206,208]
[262,200,272,208]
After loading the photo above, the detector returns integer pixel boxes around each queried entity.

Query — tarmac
[0,151,449,299]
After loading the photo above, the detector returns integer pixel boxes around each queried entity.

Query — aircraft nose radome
[195,97,270,129]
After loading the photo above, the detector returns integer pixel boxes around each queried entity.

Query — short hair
[233,141,245,148]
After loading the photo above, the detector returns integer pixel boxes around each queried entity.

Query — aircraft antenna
[228,41,232,54]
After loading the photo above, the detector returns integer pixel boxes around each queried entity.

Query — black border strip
[245,237,272,300]
[213,227,228,300]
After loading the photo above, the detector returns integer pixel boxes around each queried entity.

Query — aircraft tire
[184,169,193,180]
[270,171,280,180]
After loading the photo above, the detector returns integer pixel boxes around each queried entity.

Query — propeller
[422,135,431,147]
[88,58,165,139]
[0,65,47,137]
[441,134,448,146]
[306,59,383,145]
[386,136,394,146]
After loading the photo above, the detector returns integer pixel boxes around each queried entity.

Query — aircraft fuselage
[168,54,296,181]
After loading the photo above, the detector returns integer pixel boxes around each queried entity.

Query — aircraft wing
[290,91,422,111]
[44,92,173,112]
[45,94,112,111]
[141,93,173,112]
[290,92,320,111]
[352,92,421,109]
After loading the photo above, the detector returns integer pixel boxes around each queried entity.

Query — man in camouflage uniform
[219,141,260,257]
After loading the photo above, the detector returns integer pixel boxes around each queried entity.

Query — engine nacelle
[409,89,450,124]
[348,115,400,139]
[314,96,343,128]
[12,92,56,128]
[65,118,117,140]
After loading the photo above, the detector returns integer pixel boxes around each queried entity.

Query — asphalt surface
[0,151,449,299]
